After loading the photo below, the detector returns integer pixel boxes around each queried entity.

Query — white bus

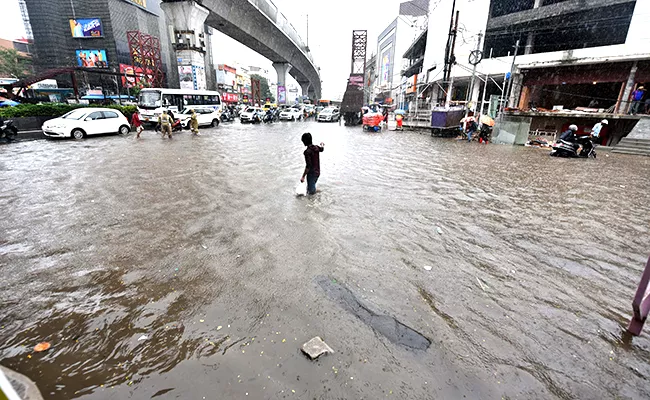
[137,88,222,124]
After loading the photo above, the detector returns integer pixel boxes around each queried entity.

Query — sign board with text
[70,18,103,38]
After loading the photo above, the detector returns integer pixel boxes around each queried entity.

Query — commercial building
[22,0,216,94]
[409,0,649,145]
[371,0,429,107]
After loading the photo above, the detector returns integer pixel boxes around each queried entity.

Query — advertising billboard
[69,18,103,38]
[76,50,108,68]
[178,66,194,90]
[406,74,418,94]
[120,64,153,88]
[349,74,364,89]
[277,85,286,104]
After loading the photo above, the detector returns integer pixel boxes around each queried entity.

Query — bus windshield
[139,90,162,109]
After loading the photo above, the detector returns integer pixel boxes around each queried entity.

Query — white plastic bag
[295,180,307,196]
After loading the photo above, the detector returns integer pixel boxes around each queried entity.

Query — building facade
[371,0,429,107]
[23,0,216,93]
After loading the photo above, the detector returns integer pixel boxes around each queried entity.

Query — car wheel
[211,119,219,127]
[119,125,130,135]
[72,129,85,140]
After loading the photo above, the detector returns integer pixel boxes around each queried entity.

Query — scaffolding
[126,31,165,87]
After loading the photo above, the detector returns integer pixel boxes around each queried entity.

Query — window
[62,110,87,120]
[87,112,104,120]
[102,111,119,119]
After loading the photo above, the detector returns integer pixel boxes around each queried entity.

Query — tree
[0,48,32,80]
[250,74,275,103]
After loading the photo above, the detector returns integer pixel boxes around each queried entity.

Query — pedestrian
[590,119,608,145]
[190,109,200,135]
[158,110,173,139]
[131,111,144,139]
[466,117,478,142]
[630,85,646,115]
[300,132,324,195]
[395,113,403,130]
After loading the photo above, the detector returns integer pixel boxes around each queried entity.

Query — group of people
[129,109,200,139]
[559,119,608,145]
[630,85,648,115]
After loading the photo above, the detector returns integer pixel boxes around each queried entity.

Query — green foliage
[250,74,275,103]
[0,103,137,119]
[0,48,32,80]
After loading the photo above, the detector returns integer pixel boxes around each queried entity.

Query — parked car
[318,107,341,122]
[280,106,304,121]
[240,106,264,123]
[42,108,130,139]
[177,106,221,128]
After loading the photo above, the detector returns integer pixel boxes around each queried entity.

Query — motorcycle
[263,111,275,123]
[220,109,234,122]
[0,119,18,142]
[550,135,596,158]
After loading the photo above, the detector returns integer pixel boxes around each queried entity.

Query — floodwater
[1,120,650,399]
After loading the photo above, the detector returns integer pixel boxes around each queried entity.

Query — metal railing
[252,0,317,67]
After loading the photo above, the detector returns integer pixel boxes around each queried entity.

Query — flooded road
[1,120,650,399]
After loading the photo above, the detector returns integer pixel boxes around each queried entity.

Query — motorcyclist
[559,124,578,144]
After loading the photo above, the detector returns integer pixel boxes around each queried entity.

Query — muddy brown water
[1,121,650,399]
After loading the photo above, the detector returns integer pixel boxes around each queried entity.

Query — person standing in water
[190,109,200,136]
[131,111,144,139]
[300,133,324,195]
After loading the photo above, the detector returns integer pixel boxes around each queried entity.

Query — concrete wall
[626,118,650,140]
[492,115,531,145]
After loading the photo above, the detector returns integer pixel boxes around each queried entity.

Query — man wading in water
[300,133,324,195]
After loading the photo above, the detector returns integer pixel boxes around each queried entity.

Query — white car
[317,107,340,122]
[240,107,264,123]
[177,106,221,128]
[42,108,131,139]
[280,107,303,121]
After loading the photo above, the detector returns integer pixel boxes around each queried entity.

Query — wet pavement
[1,120,650,399]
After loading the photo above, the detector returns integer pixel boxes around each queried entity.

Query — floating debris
[34,342,51,352]
[301,337,334,360]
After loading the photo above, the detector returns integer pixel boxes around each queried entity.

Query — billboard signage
[277,85,286,104]
[222,93,239,103]
[70,18,103,38]
[406,74,418,94]
[76,50,108,68]
[178,66,194,90]
[349,74,364,88]
[120,64,153,88]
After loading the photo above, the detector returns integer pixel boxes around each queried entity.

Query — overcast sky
[1,0,408,99]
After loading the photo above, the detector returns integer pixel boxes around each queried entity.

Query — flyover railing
[251,0,317,67]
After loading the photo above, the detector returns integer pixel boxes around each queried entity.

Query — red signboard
[222,93,239,103]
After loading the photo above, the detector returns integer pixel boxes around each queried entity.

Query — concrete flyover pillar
[161,0,209,91]
[272,62,292,104]
[299,81,311,97]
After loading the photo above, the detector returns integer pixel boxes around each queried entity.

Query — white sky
[1,0,406,99]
